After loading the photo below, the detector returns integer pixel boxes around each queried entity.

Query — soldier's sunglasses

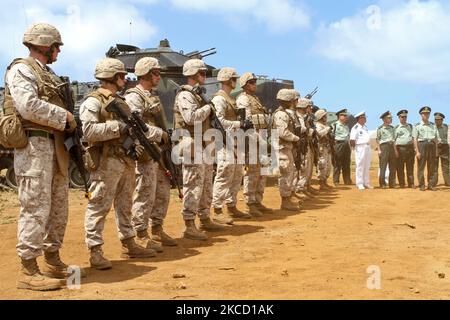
[198,70,207,77]
[247,80,257,85]
[151,70,161,77]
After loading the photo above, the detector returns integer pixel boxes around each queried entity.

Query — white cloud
[315,0,450,85]
[0,0,158,82]
[169,0,310,33]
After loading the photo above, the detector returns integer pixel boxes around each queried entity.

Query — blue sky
[1,0,449,129]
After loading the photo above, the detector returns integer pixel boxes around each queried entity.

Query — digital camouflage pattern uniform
[174,85,214,222]
[315,120,332,185]
[211,90,243,211]
[236,91,268,206]
[80,89,138,249]
[125,87,166,232]
[5,57,69,261]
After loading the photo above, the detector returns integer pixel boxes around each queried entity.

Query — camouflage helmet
[217,67,239,82]
[296,98,313,109]
[134,57,161,77]
[23,23,63,47]
[183,59,207,77]
[94,58,127,80]
[291,89,301,100]
[276,89,296,102]
[315,109,328,121]
[239,72,257,88]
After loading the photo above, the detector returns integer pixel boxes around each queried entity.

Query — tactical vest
[125,87,167,130]
[242,92,265,116]
[3,57,69,176]
[3,57,66,132]
[213,90,238,121]
[274,107,296,134]
[173,85,211,136]
[86,88,133,157]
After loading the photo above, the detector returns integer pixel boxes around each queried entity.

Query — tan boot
[256,203,274,214]
[281,197,300,212]
[42,250,86,279]
[247,204,263,217]
[200,217,226,232]
[136,230,163,253]
[227,206,252,220]
[151,225,178,247]
[212,208,234,225]
[308,186,320,195]
[183,220,208,241]
[89,245,112,270]
[121,238,156,259]
[17,258,63,291]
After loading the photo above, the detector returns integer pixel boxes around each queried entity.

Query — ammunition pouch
[0,112,28,148]
[251,114,268,130]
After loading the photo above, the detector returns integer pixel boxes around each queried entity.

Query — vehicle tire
[69,163,91,190]
[5,165,18,190]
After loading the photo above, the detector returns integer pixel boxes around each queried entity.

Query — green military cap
[380,111,392,119]
[419,106,431,114]
[397,110,408,117]
[434,112,445,120]
[336,108,348,116]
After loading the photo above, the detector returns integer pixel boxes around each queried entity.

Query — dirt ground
[0,157,449,300]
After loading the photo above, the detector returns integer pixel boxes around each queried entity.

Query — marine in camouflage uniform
[394,110,415,188]
[4,23,77,291]
[211,67,252,224]
[292,98,316,197]
[81,58,155,270]
[315,109,333,190]
[413,106,439,191]
[173,59,225,241]
[237,72,274,217]
[272,89,301,211]
[376,111,397,188]
[125,57,177,250]
[433,112,450,186]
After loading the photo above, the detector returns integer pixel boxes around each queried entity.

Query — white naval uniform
[350,123,372,188]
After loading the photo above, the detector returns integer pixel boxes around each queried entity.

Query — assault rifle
[60,76,91,199]
[305,86,318,100]
[105,99,180,197]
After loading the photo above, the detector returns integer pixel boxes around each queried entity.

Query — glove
[65,118,77,133]
[116,121,128,134]
[135,143,145,159]
[161,131,170,145]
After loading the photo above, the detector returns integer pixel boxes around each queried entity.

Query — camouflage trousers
[243,164,267,205]
[212,148,244,209]
[15,137,69,260]
[132,160,171,232]
[278,148,295,198]
[317,145,332,181]
[84,156,136,249]
[294,149,314,191]
[182,163,213,221]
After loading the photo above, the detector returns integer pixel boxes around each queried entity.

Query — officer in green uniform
[413,106,439,191]
[394,110,415,188]
[376,111,396,188]
[332,109,352,186]
[433,112,450,186]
